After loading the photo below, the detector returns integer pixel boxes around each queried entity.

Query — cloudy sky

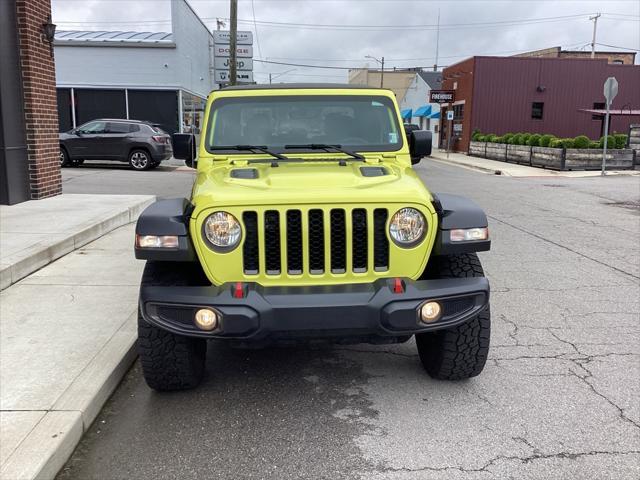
[52,0,640,83]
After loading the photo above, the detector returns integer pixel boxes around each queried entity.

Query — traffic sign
[213,31,253,45]
[214,70,254,83]
[446,110,454,121]
[214,57,253,71]
[603,77,618,106]
[213,45,253,58]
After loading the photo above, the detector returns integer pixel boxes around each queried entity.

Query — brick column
[15,0,61,199]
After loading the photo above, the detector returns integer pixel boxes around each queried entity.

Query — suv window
[77,121,106,134]
[106,122,131,134]
[129,124,140,133]
[206,95,402,153]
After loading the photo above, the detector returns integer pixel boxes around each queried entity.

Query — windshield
[205,95,402,153]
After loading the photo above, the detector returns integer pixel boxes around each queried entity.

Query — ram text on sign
[213,45,253,58]
[430,90,456,104]
[213,31,253,45]
[214,57,253,71]
[214,70,254,83]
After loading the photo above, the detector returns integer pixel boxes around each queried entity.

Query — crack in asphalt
[374,450,640,475]
[487,215,640,280]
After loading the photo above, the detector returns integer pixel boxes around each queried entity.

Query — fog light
[420,301,442,323]
[194,308,219,331]
[135,234,179,249]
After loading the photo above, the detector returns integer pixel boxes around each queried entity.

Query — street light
[365,55,385,88]
[269,68,296,84]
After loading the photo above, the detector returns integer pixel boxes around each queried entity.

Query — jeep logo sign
[429,90,455,104]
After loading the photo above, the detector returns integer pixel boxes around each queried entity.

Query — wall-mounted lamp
[536,85,546,92]
[42,16,56,43]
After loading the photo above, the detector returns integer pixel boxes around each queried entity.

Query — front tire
[138,261,208,391]
[415,253,491,380]
[60,147,71,167]
[129,149,152,170]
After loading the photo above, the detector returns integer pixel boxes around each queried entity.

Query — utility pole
[380,56,384,88]
[269,73,272,84]
[434,8,440,71]
[589,13,601,59]
[229,0,238,86]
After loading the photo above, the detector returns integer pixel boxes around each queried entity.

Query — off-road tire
[138,261,208,391]
[416,253,490,380]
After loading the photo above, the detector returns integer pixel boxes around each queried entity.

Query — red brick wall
[15,0,61,199]
[441,57,475,152]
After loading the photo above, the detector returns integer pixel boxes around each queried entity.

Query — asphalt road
[59,159,640,479]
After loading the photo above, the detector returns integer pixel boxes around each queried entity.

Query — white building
[399,71,442,136]
[54,0,215,133]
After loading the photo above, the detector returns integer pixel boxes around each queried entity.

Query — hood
[190,157,432,218]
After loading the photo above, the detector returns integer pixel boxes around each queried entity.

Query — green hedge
[472,131,628,149]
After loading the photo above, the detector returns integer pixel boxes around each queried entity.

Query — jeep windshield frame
[204,95,403,155]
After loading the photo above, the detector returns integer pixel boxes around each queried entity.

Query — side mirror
[403,124,420,138]
[408,130,432,164]
[172,133,196,168]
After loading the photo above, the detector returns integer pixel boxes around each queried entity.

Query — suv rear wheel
[129,149,151,170]
[138,261,208,391]
[415,253,491,380]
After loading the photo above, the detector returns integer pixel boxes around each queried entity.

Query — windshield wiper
[209,145,289,161]
[284,144,365,161]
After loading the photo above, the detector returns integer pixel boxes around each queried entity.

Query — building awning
[400,108,413,120]
[414,105,432,117]
[579,108,640,116]
[429,111,440,119]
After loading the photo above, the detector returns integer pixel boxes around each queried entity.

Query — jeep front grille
[242,207,390,277]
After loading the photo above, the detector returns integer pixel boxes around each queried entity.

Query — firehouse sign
[430,90,456,104]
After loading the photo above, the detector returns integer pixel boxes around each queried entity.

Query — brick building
[439,56,640,152]
[0,0,61,205]
[514,46,636,65]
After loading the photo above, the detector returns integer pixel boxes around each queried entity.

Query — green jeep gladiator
[134,84,491,391]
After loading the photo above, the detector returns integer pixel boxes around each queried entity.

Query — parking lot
[52,158,640,479]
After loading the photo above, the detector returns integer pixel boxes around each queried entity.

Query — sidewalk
[429,149,640,177]
[1,223,144,480]
[1,194,155,290]
[1,194,155,480]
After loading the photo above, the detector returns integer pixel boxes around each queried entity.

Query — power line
[250,0,263,60]
[595,42,640,51]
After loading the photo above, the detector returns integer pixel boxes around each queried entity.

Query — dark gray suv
[59,119,173,170]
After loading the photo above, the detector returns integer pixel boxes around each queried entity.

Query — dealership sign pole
[601,77,618,176]
[213,31,254,84]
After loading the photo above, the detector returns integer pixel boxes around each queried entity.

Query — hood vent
[360,166,387,177]
[230,168,258,179]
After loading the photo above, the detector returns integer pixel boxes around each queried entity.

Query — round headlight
[389,208,426,246]
[203,211,241,251]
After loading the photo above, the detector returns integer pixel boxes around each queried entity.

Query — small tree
[502,133,514,144]
[598,135,616,149]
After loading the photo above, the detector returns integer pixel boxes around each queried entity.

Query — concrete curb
[428,155,507,176]
[0,312,138,480]
[0,198,154,291]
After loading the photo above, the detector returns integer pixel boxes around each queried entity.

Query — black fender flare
[135,198,196,261]
[431,193,491,255]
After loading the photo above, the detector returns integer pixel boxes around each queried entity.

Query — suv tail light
[152,135,169,144]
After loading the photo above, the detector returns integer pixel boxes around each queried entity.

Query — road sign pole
[602,102,610,175]
[229,0,238,86]
[601,77,618,176]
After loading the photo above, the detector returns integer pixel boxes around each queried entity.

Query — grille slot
[242,211,259,274]
[352,209,368,272]
[286,210,303,274]
[373,209,389,271]
[308,209,325,274]
[330,209,346,273]
[264,211,281,274]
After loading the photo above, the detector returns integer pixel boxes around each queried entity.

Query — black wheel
[129,149,152,170]
[415,253,491,380]
[60,147,71,167]
[138,261,208,391]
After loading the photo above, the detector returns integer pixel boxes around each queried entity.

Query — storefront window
[181,92,206,134]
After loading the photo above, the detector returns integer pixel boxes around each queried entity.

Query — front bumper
[139,277,489,341]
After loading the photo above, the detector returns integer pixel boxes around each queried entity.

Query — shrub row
[471,130,628,149]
